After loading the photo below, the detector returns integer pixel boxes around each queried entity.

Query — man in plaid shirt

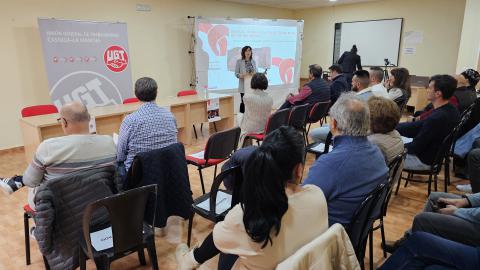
[117,77,178,174]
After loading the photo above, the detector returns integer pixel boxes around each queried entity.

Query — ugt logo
[103,45,128,72]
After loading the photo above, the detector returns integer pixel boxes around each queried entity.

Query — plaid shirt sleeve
[116,116,132,163]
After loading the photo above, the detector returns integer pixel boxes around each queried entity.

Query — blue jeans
[379,232,480,270]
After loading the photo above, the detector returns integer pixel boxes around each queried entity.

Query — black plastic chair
[79,185,159,270]
[445,105,475,186]
[399,117,465,195]
[373,150,407,258]
[306,131,333,159]
[187,166,243,247]
[345,182,389,270]
[288,104,310,129]
[187,127,241,194]
[243,108,290,146]
[305,101,330,143]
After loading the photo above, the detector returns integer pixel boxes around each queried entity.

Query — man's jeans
[379,232,480,270]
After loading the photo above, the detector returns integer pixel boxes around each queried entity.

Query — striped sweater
[24,134,116,208]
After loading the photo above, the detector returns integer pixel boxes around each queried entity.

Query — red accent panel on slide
[272,57,295,84]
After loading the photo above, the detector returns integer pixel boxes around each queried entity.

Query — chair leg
[198,167,206,194]
[434,173,438,192]
[427,174,433,196]
[193,125,198,139]
[306,123,311,144]
[213,122,217,132]
[200,123,203,133]
[214,165,218,178]
[444,158,450,192]
[79,248,87,270]
[380,216,387,258]
[395,172,402,195]
[138,248,146,265]
[147,240,159,270]
[24,213,31,265]
[369,230,374,270]
[94,255,110,270]
[256,139,260,146]
[43,256,50,270]
[187,212,195,247]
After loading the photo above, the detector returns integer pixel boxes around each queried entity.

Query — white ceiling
[218,0,380,10]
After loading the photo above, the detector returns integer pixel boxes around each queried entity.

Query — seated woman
[176,126,328,270]
[239,72,273,146]
[367,96,404,164]
[386,67,411,110]
[416,69,479,120]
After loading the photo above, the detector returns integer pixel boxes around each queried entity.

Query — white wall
[456,0,480,73]
[0,0,293,149]
[294,0,466,77]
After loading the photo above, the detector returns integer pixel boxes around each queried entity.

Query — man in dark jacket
[338,45,362,86]
[328,64,350,104]
[279,64,330,110]
[397,75,460,170]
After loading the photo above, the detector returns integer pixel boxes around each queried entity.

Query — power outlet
[136,4,152,12]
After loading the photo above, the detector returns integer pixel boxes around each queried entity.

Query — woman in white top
[240,73,273,146]
[386,67,411,110]
[235,46,257,113]
[176,126,328,270]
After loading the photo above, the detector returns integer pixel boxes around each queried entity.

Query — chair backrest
[204,127,241,160]
[383,149,407,215]
[207,166,243,217]
[288,104,310,130]
[265,108,290,134]
[307,101,330,123]
[451,106,475,155]
[346,182,388,262]
[123,97,140,104]
[177,90,198,97]
[82,184,157,257]
[432,116,467,172]
[21,104,58,117]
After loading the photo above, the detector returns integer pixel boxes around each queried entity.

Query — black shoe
[382,235,408,254]
[0,176,22,195]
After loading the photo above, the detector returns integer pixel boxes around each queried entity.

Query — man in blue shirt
[303,93,388,226]
[117,77,178,175]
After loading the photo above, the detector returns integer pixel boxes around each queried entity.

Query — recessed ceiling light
[329,0,337,2]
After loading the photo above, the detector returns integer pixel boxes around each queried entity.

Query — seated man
[279,64,330,110]
[397,75,460,170]
[0,102,116,210]
[117,77,178,174]
[352,70,373,101]
[328,64,350,104]
[380,232,480,270]
[309,70,374,143]
[369,66,389,98]
[303,93,388,226]
[384,191,480,253]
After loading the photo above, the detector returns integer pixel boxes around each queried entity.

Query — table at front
[19,94,234,163]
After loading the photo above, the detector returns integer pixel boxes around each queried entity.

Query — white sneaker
[0,177,22,195]
[175,244,199,270]
[456,184,472,193]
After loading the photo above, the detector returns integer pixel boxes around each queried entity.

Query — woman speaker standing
[235,46,257,113]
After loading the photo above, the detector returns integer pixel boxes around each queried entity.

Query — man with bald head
[303,93,388,226]
[0,102,116,209]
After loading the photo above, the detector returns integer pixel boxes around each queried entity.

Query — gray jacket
[34,166,117,270]
[235,59,257,93]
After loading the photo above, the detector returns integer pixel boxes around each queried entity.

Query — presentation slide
[195,17,303,92]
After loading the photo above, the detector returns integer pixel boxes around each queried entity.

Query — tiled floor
[0,125,468,270]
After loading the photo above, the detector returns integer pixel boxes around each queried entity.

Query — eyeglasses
[56,117,67,124]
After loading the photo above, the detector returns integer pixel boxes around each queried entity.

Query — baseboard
[0,146,24,155]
